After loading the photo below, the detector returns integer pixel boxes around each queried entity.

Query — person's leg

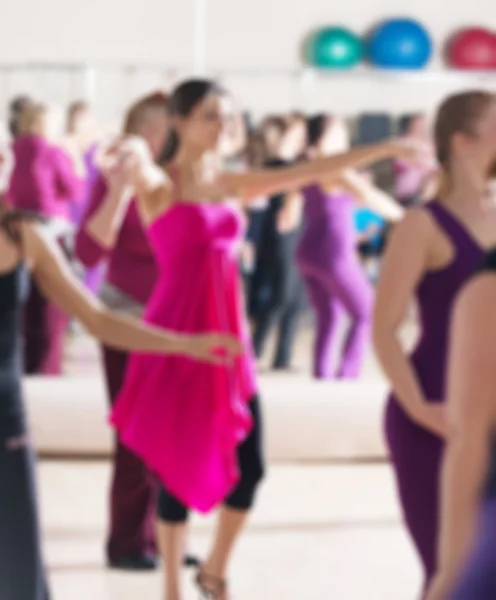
[157,490,190,600]
[0,426,50,600]
[385,400,443,596]
[252,237,286,360]
[302,271,343,379]
[103,346,159,568]
[200,397,265,597]
[273,251,306,370]
[327,259,374,379]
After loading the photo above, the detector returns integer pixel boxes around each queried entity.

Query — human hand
[181,333,244,365]
[411,402,450,439]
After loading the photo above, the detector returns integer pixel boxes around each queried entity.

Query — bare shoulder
[385,206,437,254]
[19,220,48,267]
[392,205,436,236]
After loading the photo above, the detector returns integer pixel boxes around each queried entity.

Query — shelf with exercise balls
[305,27,363,70]
[366,18,433,70]
[445,27,496,70]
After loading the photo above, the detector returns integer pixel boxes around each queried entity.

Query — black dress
[0,220,50,600]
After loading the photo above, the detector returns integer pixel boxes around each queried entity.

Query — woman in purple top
[8,101,83,375]
[374,91,496,598]
[76,92,169,571]
[296,115,403,379]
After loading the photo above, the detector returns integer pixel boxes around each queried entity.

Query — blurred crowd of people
[0,93,437,379]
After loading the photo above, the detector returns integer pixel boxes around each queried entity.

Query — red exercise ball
[447,28,496,69]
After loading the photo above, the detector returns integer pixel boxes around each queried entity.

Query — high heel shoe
[194,566,228,599]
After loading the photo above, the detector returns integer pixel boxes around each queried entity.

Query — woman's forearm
[86,307,190,355]
[85,187,131,249]
[437,435,489,580]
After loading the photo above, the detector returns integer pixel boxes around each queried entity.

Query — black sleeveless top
[478,248,496,498]
[0,218,30,432]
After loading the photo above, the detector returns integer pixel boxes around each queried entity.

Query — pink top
[393,156,436,201]
[111,199,257,513]
[8,135,83,219]
[75,176,157,304]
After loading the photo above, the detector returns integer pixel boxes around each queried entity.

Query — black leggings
[157,396,264,523]
[0,421,50,600]
[252,230,305,368]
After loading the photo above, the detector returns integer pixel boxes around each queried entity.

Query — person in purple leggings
[426,251,496,600]
[296,115,403,379]
[373,90,496,598]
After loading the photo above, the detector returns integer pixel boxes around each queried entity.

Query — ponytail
[158,129,179,166]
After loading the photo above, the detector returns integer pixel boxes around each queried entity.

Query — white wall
[0,0,495,119]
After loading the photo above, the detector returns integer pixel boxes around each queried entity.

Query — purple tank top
[296,184,356,270]
[411,201,485,402]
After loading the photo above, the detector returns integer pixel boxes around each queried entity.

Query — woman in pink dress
[111,79,417,600]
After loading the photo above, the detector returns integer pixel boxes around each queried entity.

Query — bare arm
[432,275,496,594]
[24,222,240,360]
[84,184,132,249]
[373,209,434,420]
[223,140,409,202]
[339,170,404,222]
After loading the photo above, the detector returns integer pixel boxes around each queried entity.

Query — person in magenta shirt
[75,92,170,571]
[9,103,83,220]
[8,101,83,375]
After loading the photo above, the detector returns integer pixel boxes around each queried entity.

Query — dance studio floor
[41,317,421,599]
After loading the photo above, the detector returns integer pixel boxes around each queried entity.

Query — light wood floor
[41,461,420,600]
[40,315,421,599]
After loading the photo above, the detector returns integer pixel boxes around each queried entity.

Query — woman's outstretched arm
[223,140,415,202]
[24,221,241,363]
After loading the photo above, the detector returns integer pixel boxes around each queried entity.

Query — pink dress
[111,200,258,513]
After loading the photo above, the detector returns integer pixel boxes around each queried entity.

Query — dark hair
[66,100,91,134]
[8,95,32,139]
[0,196,45,245]
[307,114,330,148]
[398,113,422,135]
[434,91,495,169]
[159,79,224,165]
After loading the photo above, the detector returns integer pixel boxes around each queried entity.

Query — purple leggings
[298,259,373,379]
[385,399,444,597]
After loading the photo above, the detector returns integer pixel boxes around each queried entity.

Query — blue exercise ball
[367,18,433,69]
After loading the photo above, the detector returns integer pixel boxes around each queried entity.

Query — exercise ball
[446,28,496,69]
[367,18,433,69]
[308,27,363,69]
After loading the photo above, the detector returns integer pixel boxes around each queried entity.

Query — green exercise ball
[308,27,363,69]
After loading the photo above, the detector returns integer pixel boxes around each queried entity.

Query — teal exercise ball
[308,27,363,69]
